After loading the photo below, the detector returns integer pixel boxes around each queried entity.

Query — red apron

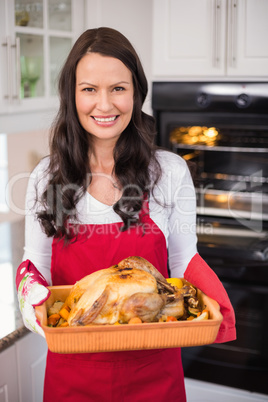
[44,199,186,402]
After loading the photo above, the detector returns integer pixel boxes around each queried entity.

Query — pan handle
[35,305,47,326]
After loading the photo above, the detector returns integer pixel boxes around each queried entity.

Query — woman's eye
[82,87,95,92]
[113,86,125,92]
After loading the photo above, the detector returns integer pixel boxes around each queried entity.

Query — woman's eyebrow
[77,81,97,86]
[111,81,131,86]
[77,81,131,87]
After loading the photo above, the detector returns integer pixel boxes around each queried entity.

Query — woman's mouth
[92,116,118,123]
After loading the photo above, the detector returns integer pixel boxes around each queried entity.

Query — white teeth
[93,116,117,122]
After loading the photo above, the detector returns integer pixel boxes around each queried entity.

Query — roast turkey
[65,256,197,326]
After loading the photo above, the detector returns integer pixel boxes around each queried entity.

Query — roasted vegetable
[47,301,64,316]
[47,313,61,327]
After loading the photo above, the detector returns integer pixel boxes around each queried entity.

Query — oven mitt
[16,259,51,337]
[184,253,236,344]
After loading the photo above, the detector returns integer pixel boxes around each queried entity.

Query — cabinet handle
[2,36,12,101]
[230,0,237,67]
[214,0,221,67]
[12,37,21,101]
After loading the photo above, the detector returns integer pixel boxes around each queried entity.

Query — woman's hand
[16,260,51,337]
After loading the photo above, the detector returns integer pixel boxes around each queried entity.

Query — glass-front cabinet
[0,0,84,113]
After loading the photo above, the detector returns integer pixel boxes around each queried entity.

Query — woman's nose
[96,91,113,112]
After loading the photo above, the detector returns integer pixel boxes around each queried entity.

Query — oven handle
[198,242,268,263]
[171,142,268,153]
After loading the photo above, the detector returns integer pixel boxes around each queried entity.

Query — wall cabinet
[152,0,268,78]
[0,0,85,115]
[0,333,47,402]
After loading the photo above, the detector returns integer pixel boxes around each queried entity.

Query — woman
[16,27,236,402]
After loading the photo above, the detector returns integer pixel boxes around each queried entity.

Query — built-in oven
[152,82,268,394]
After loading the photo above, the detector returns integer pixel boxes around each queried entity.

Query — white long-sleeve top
[23,149,198,285]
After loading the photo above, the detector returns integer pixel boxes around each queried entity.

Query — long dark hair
[37,27,162,239]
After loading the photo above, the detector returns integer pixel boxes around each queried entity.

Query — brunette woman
[16,27,236,402]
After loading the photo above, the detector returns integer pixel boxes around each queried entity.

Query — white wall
[0,129,50,223]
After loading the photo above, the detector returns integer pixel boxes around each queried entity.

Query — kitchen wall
[0,129,50,223]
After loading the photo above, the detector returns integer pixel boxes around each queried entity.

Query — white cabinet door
[152,0,268,78]
[0,345,19,402]
[0,0,85,115]
[16,333,48,402]
[227,0,268,76]
[0,0,11,110]
[153,0,226,77]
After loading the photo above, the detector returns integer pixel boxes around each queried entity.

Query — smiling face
[75,52,134,145]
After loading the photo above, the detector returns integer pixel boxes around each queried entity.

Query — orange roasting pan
[35,285,223,354]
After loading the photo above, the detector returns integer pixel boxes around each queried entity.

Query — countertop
[0,219,29,352]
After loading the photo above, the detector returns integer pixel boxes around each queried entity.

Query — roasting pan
[35,285,223,354]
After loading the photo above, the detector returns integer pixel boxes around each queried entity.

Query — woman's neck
[89,140,115,174]
[87,140,122,205]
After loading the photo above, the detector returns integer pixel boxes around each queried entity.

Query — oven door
[181,265,268,395]
[183,222,268,395]
[171,143,268,225]
[197,218,268,267]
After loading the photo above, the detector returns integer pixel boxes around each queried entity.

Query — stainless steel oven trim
[171,143,268,153]
[196,206,268,221]
[196,225,268,238]
[200,172,268,183]
[197,189,268,198]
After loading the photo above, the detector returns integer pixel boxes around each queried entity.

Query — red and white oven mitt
[16,260,51,337]
[184,253,236,344]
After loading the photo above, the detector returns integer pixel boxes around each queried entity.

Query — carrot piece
[166,316,177,322]
[187,316,195,321]
[47,313,61,327]
[128,317,142,324]
[59,305,70,321]
[202,309,209,318]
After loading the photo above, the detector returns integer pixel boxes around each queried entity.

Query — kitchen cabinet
[152,0,268,78]
[16,332,47,402]
[0,0,85,115]
[0,333,47,402]
[0,345,19,402]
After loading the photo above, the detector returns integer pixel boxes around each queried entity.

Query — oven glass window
[169,126,268,222]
